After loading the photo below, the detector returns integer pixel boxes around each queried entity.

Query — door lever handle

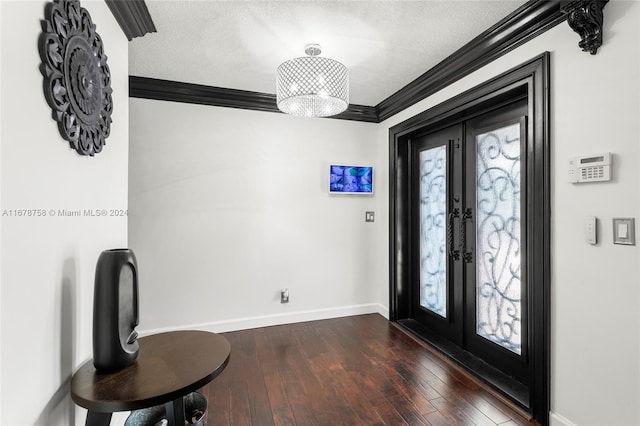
[460,208,473,263]
[448,208,460,260]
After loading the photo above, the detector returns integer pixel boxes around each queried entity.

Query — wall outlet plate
[280,289,289,303]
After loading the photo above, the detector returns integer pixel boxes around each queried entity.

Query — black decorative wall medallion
[39,0,113,156]
[561,0,609,55]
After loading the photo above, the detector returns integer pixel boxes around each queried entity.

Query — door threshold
[395,319,531,416]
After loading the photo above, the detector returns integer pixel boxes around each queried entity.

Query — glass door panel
[419,146,447,317]
[475,122,523,354]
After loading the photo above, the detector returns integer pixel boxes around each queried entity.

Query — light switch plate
[613,218,636,245]
[585,216,597,244]
[365,211,375,222]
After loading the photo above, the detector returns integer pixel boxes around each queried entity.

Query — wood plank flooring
[200,314,537,426]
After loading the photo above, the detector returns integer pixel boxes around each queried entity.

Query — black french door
[410,100,529,385]
[391,54,550,424]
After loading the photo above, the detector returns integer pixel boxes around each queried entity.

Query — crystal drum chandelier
[276,44,349,118]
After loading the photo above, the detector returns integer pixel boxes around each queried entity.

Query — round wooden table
[71,330,231,426]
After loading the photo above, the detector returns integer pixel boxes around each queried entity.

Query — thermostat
[568,153,611,183]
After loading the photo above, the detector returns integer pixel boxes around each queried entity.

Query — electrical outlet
[365,211,375,222]
[281,289,289,303]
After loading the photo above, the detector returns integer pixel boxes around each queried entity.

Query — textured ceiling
[129,0,528,106]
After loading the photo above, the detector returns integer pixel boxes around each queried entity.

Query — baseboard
[376,304,390,319]
[550,412,577,426]
[139,303,389,335]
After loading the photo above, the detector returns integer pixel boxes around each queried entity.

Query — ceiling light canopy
[276,44,349,118]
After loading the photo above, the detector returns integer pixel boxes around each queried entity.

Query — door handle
[448,208,460,260]
[460,208,473,263]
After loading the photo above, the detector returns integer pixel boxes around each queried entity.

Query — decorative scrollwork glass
[475,122,522,354]
[419,145,447,317]
[39,0,113,156]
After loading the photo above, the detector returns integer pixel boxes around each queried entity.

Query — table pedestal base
[165,396,186,425]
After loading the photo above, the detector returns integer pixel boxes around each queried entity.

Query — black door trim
[389,52,550,425]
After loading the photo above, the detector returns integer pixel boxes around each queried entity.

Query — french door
[391,54,550,424]
[411,101,529,384]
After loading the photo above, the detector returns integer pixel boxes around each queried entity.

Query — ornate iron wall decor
[39,0,113,156]
[561,0,609,55]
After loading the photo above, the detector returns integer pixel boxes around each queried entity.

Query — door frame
[389,53,550,425]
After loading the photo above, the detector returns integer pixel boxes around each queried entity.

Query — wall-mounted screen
[329,165,373,194]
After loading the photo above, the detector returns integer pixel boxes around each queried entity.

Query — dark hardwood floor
[200,314,537,426]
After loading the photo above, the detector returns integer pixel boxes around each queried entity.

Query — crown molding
[130,77,279,113]
[329,104,379,123]
[128,0,567,123]
[105,0,156,41]
[129,77,379,122]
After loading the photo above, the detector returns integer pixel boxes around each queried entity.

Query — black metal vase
[93,248,140,372]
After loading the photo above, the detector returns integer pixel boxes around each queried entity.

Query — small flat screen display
[581,156,604,164]
[329,165,373,194]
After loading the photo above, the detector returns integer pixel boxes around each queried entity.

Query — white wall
[129,101,388,333]
[0,1,129,425]
[378,1,640,425]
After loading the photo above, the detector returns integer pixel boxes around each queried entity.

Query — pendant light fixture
[276,44,349,118]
